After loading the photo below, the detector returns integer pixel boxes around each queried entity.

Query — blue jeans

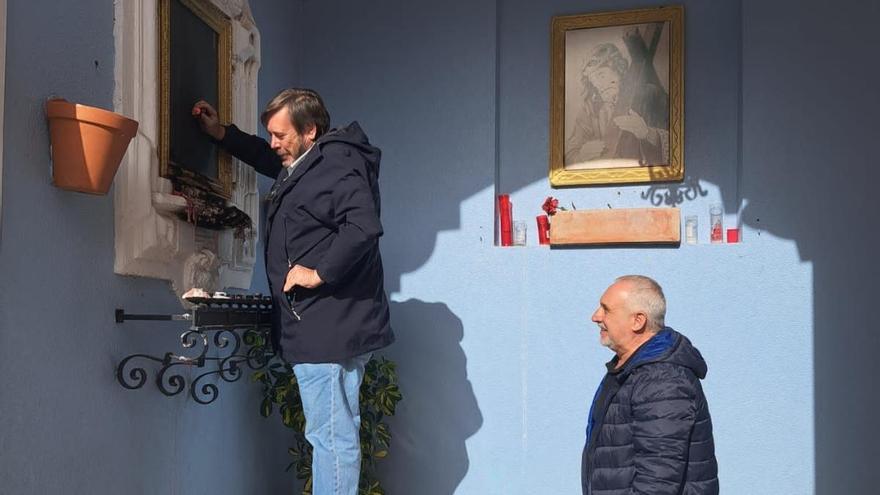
[292,353,371,495]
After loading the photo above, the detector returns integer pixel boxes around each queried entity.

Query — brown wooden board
[549,208,680,245]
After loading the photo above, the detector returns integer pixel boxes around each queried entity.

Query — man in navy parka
[583,275,718,494]
[193,89,393,494]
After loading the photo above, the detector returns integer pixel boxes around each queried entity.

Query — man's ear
[632,312,648,333]
[304,124,317,143]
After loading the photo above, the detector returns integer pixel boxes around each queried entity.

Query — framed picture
[160,0,233,198]
[549,6,683,187]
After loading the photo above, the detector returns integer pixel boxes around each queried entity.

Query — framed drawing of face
[550,6,683,187]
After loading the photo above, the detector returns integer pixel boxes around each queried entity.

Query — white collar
[286,144,316,175]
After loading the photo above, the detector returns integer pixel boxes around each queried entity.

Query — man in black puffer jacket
[583,275,718,495]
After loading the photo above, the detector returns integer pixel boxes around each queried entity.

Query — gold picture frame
[549,5,683,187]
[159,0,233,198]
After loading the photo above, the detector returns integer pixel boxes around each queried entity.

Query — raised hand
[613,109,650,140]
[191,100,225,140]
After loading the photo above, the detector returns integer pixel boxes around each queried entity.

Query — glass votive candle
[513,220,527,246]
[685,216,698,245]
[709,204,723,244]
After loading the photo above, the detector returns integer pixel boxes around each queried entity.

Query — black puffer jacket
[582,328,718,494]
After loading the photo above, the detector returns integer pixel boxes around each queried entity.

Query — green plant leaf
[260,397,272,417]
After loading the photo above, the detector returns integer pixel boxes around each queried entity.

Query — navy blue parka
[582,328,719,494]
[218,122,394,363]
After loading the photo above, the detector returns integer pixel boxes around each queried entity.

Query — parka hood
[317,121,381,176]
[619,327,709,379]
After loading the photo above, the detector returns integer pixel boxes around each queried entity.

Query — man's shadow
[377,299,483,495]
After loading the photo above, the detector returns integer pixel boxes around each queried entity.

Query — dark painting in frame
[160,0,232,198]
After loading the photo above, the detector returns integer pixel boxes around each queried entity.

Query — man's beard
[283,142,309,166]
[599,328,616,351]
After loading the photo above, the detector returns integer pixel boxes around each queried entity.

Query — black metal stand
[115,298,275,405]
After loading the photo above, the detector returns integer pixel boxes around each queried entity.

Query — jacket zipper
[286,259,302,321]
[282,217,301,321]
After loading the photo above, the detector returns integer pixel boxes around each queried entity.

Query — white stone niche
[113,0,261,299]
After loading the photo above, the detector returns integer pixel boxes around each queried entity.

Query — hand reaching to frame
[191,100,226,141]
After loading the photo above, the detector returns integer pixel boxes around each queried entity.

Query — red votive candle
[726,228,740,243]
[536,215,550,245]
[498,194,512,246]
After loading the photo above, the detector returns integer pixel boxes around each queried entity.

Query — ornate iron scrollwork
[115,296,275,405]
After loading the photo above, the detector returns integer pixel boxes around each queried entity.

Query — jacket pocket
[298,202,336,231]
[289,283,330,318]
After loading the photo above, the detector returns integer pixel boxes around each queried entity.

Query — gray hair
[616,275,666,332]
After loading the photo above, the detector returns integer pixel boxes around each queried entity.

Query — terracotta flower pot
[46,98,139,195]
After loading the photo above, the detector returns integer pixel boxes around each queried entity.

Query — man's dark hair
[260,88,330,137]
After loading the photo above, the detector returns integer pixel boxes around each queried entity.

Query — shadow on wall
[378,300,483,495]
[737,0,880,490]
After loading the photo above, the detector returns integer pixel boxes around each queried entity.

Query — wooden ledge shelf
[549,208,680,246]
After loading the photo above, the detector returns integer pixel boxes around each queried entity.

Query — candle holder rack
[115,294,275,405]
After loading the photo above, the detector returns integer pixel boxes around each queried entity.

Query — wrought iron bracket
[115,300,275,405]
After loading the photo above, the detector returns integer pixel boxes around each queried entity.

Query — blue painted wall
[0,1,301,493]
[2,0,877,493]
[741,1,880,492]
[294,0,878,493]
